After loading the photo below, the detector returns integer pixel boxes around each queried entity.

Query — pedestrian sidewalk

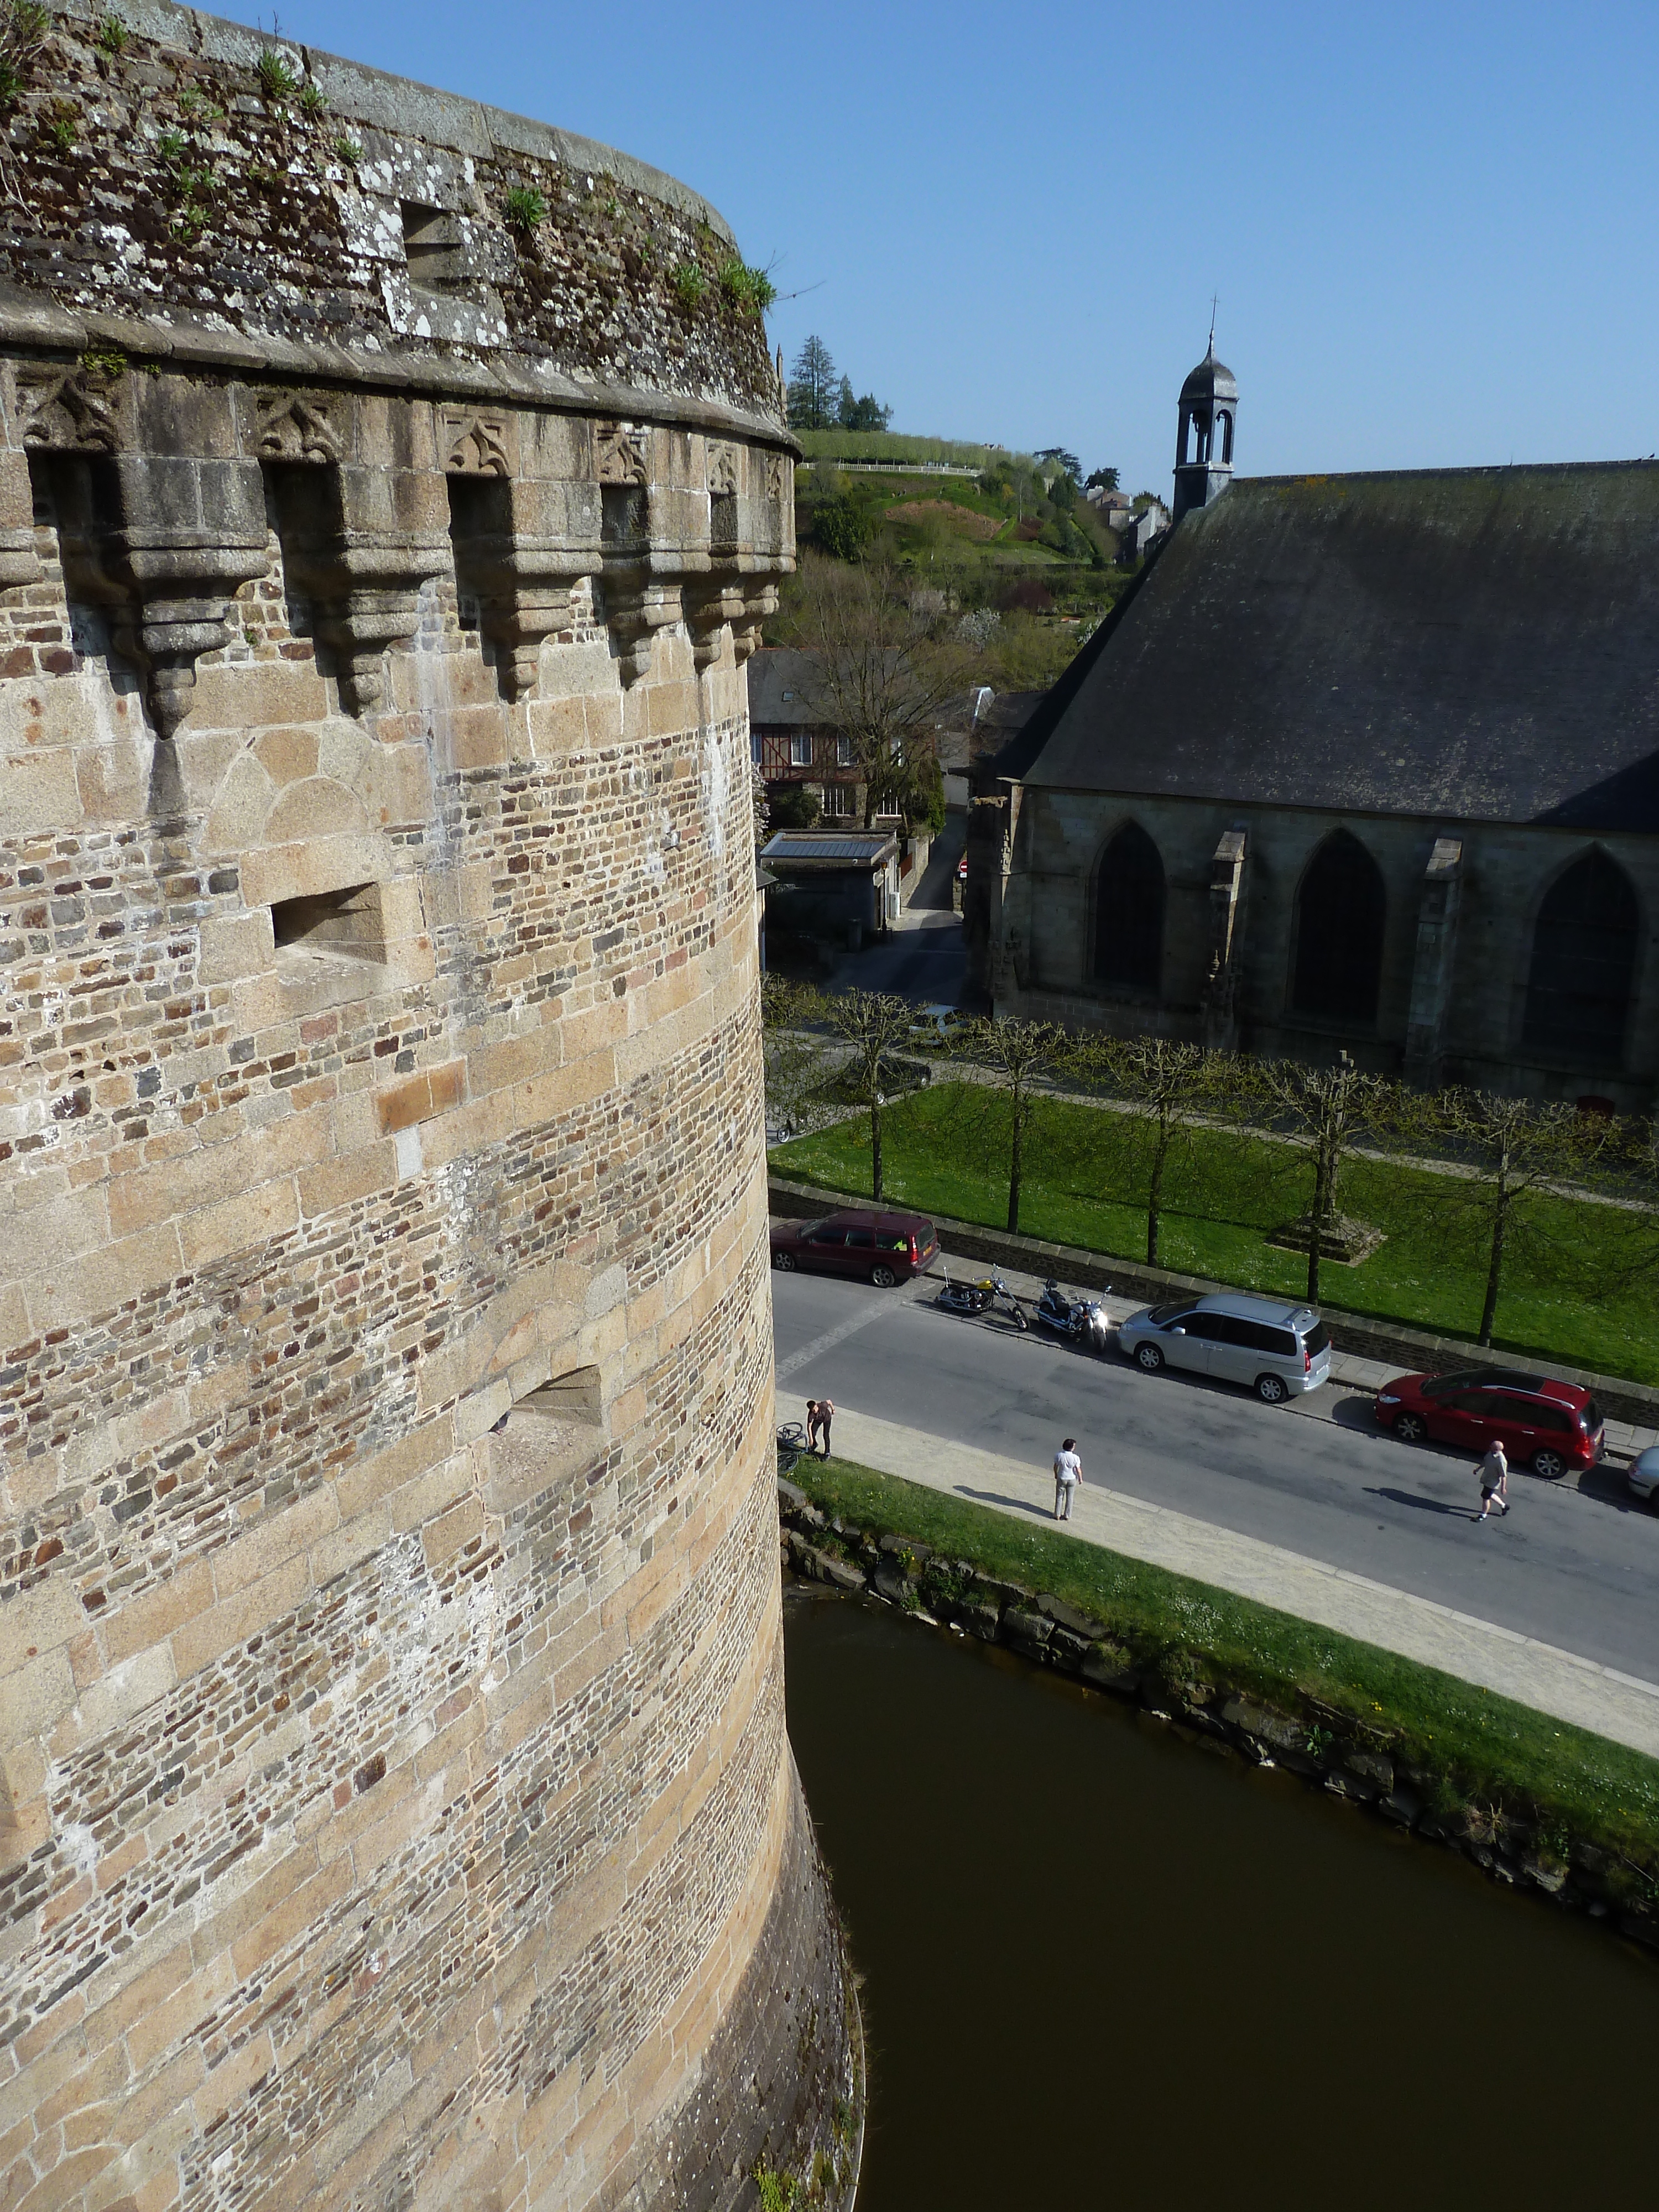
[827,1404,1659,1760]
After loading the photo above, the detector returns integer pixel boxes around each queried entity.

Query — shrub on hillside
[814,492,870,562]
[768,782,823,830]
[998,579,1055,614]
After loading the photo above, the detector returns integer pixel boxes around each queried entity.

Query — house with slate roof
[748,646,865,820]
[972,347,1659,1107]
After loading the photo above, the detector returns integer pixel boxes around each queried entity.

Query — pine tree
[787,336,838,431]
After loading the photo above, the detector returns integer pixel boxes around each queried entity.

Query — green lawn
[795,1454,1659,1866]
[771,1083,1659,1384]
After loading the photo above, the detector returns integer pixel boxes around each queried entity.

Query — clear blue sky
[228,1,1656,496]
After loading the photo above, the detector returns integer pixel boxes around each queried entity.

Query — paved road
[814,814,975,1007]
[771,1266,1659,1681]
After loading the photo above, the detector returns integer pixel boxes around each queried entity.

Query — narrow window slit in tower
[446,473,513,644]
[261,459,340,656]
[519,1365,603,1428]
[271,882,386,975]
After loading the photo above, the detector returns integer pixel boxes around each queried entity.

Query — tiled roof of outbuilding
[759,831,898,866]
[1013,461,1659,830]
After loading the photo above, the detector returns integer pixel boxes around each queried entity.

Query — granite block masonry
[0,7,858,2209]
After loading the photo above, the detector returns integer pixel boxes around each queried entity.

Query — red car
[770,1209,938,1288]
[1374,1368,1604,1479]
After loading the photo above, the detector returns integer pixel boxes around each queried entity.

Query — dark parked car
[770,1209,938,1288]
[1373,1367,1604,1479]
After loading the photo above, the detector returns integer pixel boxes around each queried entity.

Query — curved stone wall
[0,0,780,416]
[0,10,858,2210]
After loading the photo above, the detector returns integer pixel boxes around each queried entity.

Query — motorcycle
[1035,1279,1113,1351]
[935,1266,1029,1331]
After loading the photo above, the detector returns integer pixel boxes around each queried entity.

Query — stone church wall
[1,8,858,2211]
[995,788,1659,1107]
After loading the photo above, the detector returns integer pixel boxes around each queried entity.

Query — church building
[969,347,1659,1108]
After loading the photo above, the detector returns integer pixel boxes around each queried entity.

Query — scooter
[935,1265,1029,1331]
[1035,1279,1113,1351]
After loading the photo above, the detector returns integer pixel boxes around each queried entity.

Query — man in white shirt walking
[1053,1438,1082,1521]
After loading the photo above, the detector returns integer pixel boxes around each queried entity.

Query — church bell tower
[1173,335,1239,521]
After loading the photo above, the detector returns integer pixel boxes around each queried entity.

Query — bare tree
[1255,1052,1390,1305]
[759,977,835,1142]
[1066,1036,1219,1268]
[787,554,966,829]
[817,988,917,1201]
[1405,1091,1614,1347]
[952,1016,1064,1233]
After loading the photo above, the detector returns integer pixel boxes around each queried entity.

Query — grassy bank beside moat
[781,1454,1659,1922]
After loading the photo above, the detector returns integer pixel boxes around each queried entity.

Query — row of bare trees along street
[761,983,1652,1349]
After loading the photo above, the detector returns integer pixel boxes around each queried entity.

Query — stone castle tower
[0,7,859,2208]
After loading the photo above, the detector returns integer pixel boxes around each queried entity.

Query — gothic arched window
[1292,831,1386,1023]
[1094,821,1165,992]
[1522,850,1639,1066]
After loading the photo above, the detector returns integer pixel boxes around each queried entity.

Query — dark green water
[782,1585,1659,2210]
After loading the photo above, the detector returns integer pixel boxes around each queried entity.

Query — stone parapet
[0,1,787,422]
[2,354,792,736]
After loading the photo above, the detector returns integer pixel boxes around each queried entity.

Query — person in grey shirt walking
[1475,1436,1510,1522]
[1053,1438,1082,1521]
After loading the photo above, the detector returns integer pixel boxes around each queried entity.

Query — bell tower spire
[1173,332,1239,521]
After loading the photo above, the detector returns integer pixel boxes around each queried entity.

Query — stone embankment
[778,1477,1659,1953]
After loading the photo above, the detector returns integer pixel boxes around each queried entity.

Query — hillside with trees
[770,337,1161,692]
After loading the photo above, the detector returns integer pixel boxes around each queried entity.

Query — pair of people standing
[806,1397,834,1459]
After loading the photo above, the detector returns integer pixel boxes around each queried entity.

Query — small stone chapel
[969,345,1659,1108]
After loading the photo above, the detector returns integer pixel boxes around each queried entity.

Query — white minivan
[1118,1292,1332,1404]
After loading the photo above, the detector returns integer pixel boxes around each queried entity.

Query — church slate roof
[1014,461,1659,830]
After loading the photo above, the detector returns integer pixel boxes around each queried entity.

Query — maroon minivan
[770,1209,938,1288]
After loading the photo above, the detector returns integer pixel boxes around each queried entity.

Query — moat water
[782,1586,1659,2209]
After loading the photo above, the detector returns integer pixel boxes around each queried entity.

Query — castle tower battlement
[0,8,858,2209]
